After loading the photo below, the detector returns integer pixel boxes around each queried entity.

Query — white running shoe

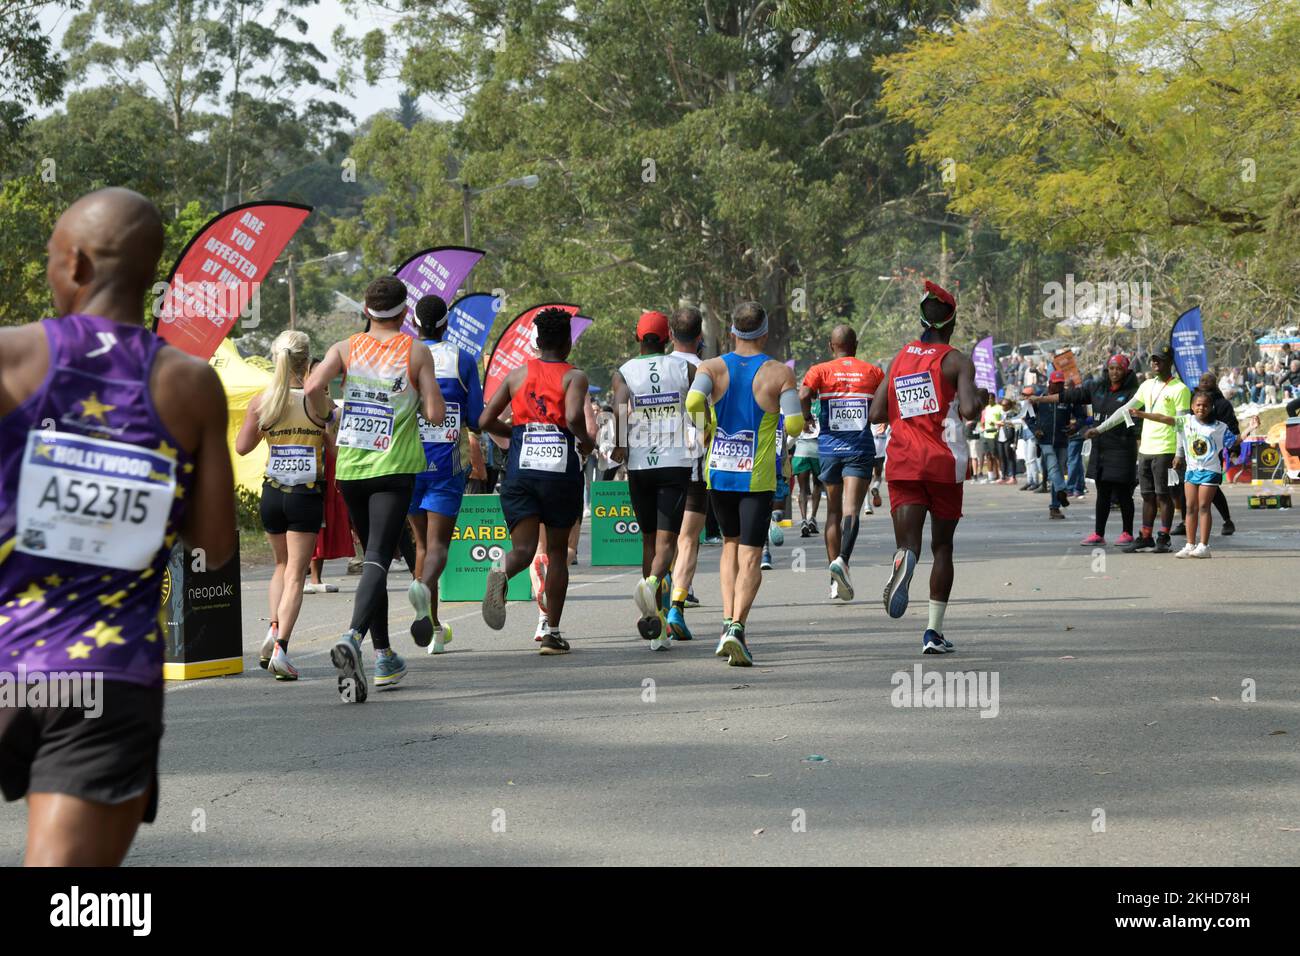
[534,612,550,643]
[1174,542,1196,558]
[829,579,841,601]
[259,624,278,670]
[268,643,299,681]
[429,622,452,655]
[863,499,874,515]
[1190,543,1212,559]
[828,557,854,601]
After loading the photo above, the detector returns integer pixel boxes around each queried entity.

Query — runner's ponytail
[259,330,312,431]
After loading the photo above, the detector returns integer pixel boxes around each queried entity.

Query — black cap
[1151,345,1175,364]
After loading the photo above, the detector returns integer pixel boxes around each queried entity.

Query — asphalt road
[3,484,1297,866]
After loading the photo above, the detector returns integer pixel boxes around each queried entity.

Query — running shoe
[1080,533,1105,546]
[829,580,841,601]
[529,553,548,613]
[871,488,882,509]
[1154,532,1173,554]
[768,518,784,547]
[883,548,917,619]
[800,519,812,538]
[635,575,663,640]
[650,631,671,652]
[1190,543,1212,559]
[863,499,874,515]
[685,587,700,608]
[1174,542,1196,558]
[828,557,854,601]
[539,631,570,655]
[268,642,299,681]
[761,547,773,571]
[259,624,278,670]
[1121,535,1154,553]
[330,630,367,703]
[1221,519,1236,536]
[716,622,753,667]
[661,572,672,612]
[428,622,452,655]
[1116,532,1135,545]
[534,613,550,642]
[408,579,436,648]
[702,535,723,546]
[808,517,819,534]
[374,649,407,688]
[715,619,733,656]
[922,629,952,655]
[666,605,693,642]
[482,560,508,630]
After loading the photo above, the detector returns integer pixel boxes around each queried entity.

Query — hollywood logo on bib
[520,424,568,472]
[421,402,461,444]
[712,429,755,472]
[267,444,317,485]
[15,431,176,571]
[337,400,394,450]
[828,397,868,431]
[894,371,939,419]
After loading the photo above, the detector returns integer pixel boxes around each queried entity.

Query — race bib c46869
[15,431,176,571]
[420,402,461,444]
[519,424,569,473]
[266,444,317,486]
[710,429,755,472]
[336,401,394,450]
[828,396,868,432]
[894,372,939,420]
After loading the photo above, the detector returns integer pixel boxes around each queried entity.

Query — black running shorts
[709,489,774,548]
[627,466,692,537]
[0,680,163,823]
[499,476,584,531]
[260,483,325,535]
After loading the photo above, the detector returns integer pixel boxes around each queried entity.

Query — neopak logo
[49,886,152,936]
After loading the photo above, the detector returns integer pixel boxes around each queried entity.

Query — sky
[36,0,457,128]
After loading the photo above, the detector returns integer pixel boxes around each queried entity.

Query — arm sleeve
[686,371,712,420]
[779,387,805,437]
[1095,388,1144,434]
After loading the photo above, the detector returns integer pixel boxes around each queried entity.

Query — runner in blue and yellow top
[406,295,483,655]
[687,302,803,666]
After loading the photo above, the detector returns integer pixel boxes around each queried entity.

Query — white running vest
[620,353,693,470]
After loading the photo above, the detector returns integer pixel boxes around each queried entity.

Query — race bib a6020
[828,396,868,431]
[710,429,755,472]
[894,372,939,420]
[15,431,176,571]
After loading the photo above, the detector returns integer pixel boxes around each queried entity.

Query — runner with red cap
[611,310,695,649]
[869,280,984,655]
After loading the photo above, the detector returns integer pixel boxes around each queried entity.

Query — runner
[792,399,823,536]
[867,421,889,514]
[478,308,594,654]
[666,307,709,643]
[235,329,333,680]
[611,310,694,651]
[305,276,444,702]
[869,281,983,655]
[406,294,483,654]
[686,302,804,666]
[1084,345,1190,554]
[799,325,885,602]
[0,188,235,864]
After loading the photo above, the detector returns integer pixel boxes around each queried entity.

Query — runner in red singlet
[869,281,985,655]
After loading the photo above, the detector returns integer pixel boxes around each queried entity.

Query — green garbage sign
[590,480,642,566]
[439,494,532,602]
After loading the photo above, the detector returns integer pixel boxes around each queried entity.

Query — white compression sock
[928,600,947,634]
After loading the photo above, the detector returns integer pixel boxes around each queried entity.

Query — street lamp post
[456,174,539,293]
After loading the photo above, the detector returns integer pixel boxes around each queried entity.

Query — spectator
[1197,372,1239,535]
[1028,371,1083,518]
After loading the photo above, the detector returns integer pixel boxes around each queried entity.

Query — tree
[1,1,75,142]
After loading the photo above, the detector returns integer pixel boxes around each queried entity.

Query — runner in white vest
[611,311,695,650]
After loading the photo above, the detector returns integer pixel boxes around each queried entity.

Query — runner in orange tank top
[869,281,985,656]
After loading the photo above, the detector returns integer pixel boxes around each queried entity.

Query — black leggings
[1094,480,1135,537]
[1211,485,1232,522]
[997,439,1017,478]
[339,473,416,650]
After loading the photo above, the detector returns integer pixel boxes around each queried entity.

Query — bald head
[830,324,857,356]
[47,188,164,319]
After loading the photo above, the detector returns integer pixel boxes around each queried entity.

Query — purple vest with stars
[0,314,195,688]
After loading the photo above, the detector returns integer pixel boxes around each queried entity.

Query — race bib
[267,444,317,486]
[336,401,394,450]
[711,429,755,473]
[632,392,682,421]
[828,396,868,432]
[420,402,461,444]
[894,372,939,420]
[15,431,176,571]
[519,424,569,473]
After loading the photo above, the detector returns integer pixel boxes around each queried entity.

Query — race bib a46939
[420,402,461,444]
[710,429,755,472]
[336,400,394,450]
[827,396,868,432]
[519,424,569,473]
[894,372,939,420]
[15,430,176,571]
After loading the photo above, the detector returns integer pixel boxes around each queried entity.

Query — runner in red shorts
[869,281,985,655]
